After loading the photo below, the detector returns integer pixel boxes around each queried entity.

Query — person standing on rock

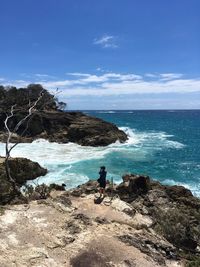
[97,166,107,198]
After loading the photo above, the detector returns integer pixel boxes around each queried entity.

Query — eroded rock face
[0,111,127,146]
[70,175,200,253]
[116,174,150,202]
[0,157,47,204]
[116,174,200,252]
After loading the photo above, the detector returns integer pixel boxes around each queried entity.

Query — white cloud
[93,35,118,48]
[66,72,91,77]
[160,73,183,80]
[35,74,51,78]
[145,73,158,78]
[1,72,200,99]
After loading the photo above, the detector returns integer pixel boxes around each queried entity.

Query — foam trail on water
[119,127,185,149]
[0,127,185,188]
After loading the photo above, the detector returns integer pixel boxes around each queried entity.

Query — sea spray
[0,126,187,190]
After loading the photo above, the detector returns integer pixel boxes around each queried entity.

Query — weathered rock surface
[1,173,200,266]
[70,175,200,253]
[0,157,47,204]
[0,189,183,267]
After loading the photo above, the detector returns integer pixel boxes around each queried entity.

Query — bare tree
[2,85,63,194]
[3,90,44,193]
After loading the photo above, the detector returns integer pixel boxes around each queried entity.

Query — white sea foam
[28,171,89,189]
[0,128,185,168]
[0,127,185,188]
[119,127,185,149]
[96,111,116,114]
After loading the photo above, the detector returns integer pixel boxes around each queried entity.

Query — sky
[0,0,200,110]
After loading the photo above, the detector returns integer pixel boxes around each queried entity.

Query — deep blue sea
[0,110,200,196]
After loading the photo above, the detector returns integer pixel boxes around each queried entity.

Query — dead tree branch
[3,88,62,194]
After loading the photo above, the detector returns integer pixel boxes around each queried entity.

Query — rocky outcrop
[117,175,200,252]
[116,174,150,202]
[70,174,200,254]
[0,85,127,146]
[0,157,47,204]
[0,111,127,146]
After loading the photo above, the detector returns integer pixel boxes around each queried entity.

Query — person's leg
[99,187,103,197]
[101,187,105,198]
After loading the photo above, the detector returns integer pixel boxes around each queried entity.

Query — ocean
[0,110,200,196]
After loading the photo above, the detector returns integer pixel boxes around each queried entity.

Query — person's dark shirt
[99,170,107,182]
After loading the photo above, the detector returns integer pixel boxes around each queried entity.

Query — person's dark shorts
[99,180,106,188]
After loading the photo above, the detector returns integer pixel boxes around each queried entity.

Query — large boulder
[116,174,150,202]
[0,157,47,204]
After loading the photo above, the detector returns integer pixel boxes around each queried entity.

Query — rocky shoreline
[0,85,127,146]
[0,172,200,266]
[0,110,128,146]
[0,85,199,266]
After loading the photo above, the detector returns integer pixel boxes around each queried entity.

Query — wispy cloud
[145,73,158,78]
[66,72,91,77]
[35,73,56,79]
[35,74,51,78]
[1,72,200,100]
[160,73,183,81]
[93,35,118,48]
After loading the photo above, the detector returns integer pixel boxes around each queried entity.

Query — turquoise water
[0,110,200,196]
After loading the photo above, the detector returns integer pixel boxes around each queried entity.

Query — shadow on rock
[94,197,104,205]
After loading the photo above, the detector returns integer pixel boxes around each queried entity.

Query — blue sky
[0,0,200,109]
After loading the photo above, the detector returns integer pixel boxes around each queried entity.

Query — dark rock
[0,85,127,146]
[179,237,198,251]
[123,259,136,267]
[165,185,193,200]
[118,234,176,265]
[0,157,47,204]
[116,174,150,201]
[73,213,92,226]
[71,189,83,197]
[49,183,66,191]
[66,114,127,146]
[71,180,99,197]
[54,194,72,206]
[65,220,82,234]
[123,208,136,217]
[0,111,127,147]
[95,216,110,224]
[62,236,75,244]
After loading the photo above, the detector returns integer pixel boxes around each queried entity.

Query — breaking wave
[0,127,185,189]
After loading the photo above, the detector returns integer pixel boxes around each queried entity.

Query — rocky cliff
[0,174,199,266]
[0,111,127,146]
[0,84,127,146]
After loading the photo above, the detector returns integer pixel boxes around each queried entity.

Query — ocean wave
[0,127,186,189]
[96,111,116,114]
[0,128,185,166]
[27,171,89,188]
[119,127,185,149]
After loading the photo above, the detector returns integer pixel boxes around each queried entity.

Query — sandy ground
[0,192,184,267]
